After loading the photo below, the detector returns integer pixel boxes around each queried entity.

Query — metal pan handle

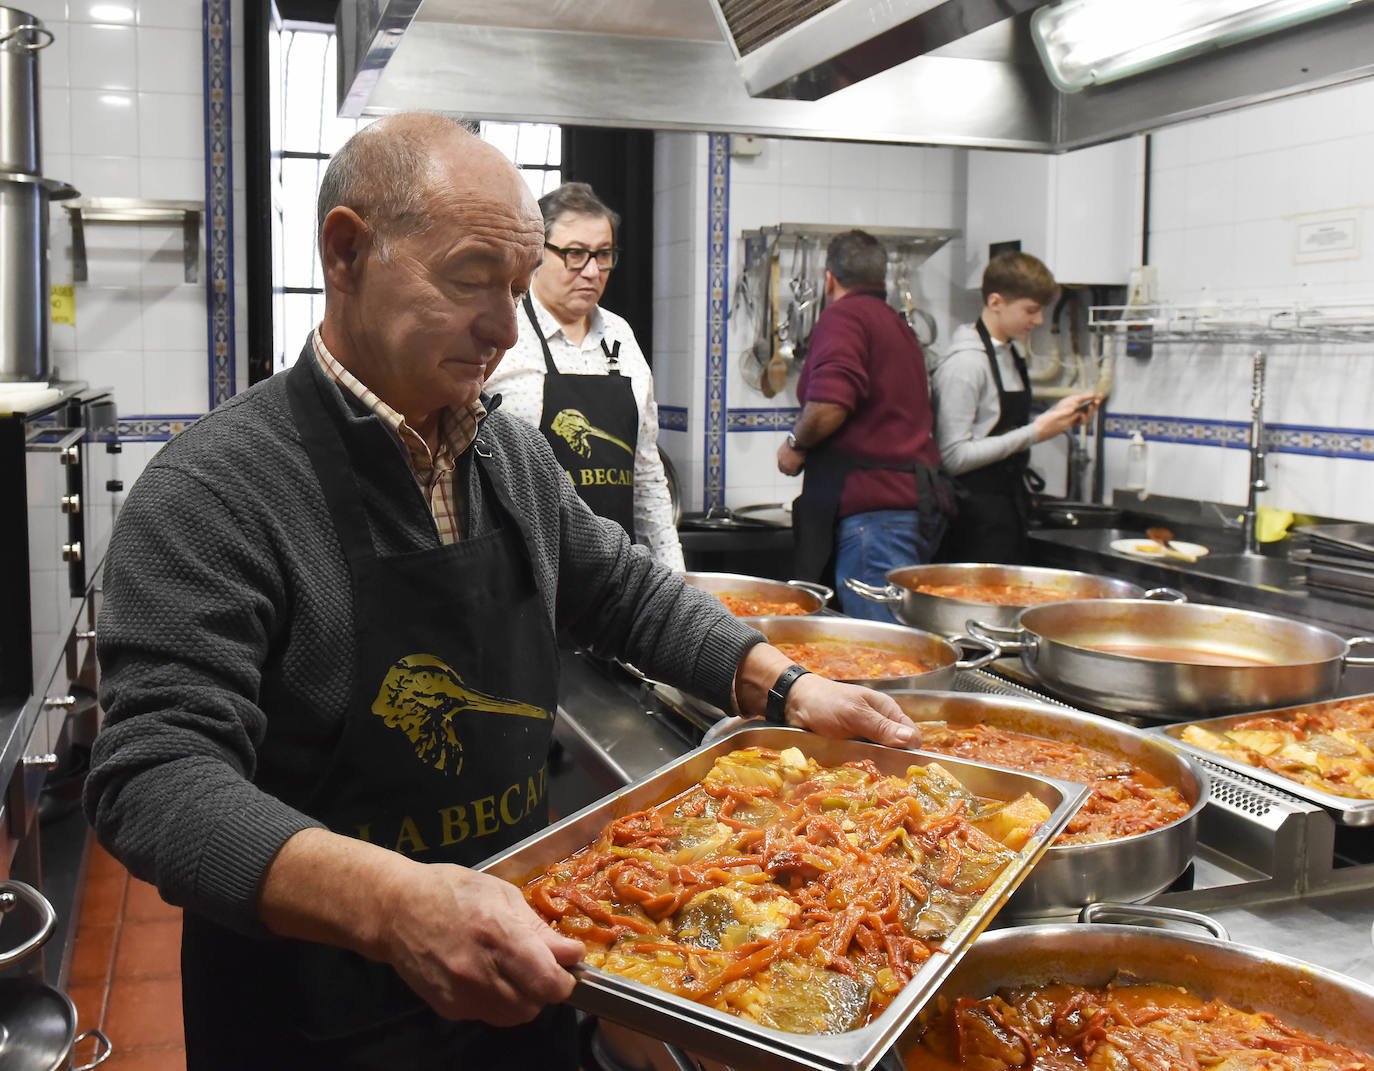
[843,577,901,605]
[0,880,57,967]
[73,1029,113,1070]
[1142,587,1187,602]
[1078,901,1230,941]
[1342,636,1374,668]
[964,618,1026,656]
[948,632,1000,671]
[787,579,833,605]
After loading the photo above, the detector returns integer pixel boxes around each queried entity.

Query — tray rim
[1151,692,1374,826]
[478,726,1089,1071]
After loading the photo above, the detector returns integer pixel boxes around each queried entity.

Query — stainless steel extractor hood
[337,0,1374,152]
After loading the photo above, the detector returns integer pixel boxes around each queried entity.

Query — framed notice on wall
[1294,210,1359,263]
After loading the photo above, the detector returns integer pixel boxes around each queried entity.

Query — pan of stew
[967,599,1374,720]
[740,616,999,691]
[897,903,1374,1070]
[845,563,1182,638]
[683,571,832,616]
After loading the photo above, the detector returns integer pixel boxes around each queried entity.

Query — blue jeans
[835,510,943,621]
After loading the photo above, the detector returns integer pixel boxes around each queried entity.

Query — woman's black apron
[937,319,1042,564]
[524,295,638,537]
[180,353,574,1071]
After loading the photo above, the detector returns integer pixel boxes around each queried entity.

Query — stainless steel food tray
[479,726,1088,1071]
[1152,692,1374,826]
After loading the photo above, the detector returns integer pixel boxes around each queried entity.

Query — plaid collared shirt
[312,328,483,544]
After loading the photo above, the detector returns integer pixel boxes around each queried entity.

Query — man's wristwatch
[764,664,811,724]
[786,431,806,452]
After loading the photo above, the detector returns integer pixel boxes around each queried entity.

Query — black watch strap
[764,664,811,724]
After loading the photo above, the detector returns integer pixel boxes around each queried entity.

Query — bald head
[317,113,531,260]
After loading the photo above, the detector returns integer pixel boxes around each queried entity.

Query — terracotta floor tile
[68,921,118,987]
[104,976,184,1051]
[65,981,107,1034]
[101,1043,186,1071]
[85,838,127,881]
[123,878,181,924]
[113,918,182,981]
[77,872,129,928]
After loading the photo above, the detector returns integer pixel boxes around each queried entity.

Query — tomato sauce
[774,640,935,680]
[913,583,1085,606]
[715,593,809,616]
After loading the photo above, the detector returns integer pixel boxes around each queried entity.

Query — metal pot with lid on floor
[0,881,110,1071]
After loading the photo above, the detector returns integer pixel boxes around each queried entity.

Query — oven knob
[61,541,82,562]
[60,445,79,465]
[23,754,58,770]
[61,494,81,514]
[43,696,76,710]
[106,479,123,492]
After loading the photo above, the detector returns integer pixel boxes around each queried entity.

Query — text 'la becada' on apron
[524,294,638,536]
[938,317,1044,564]
[180,349,573,1071]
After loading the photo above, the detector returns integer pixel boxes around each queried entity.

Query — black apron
[524,295,638,536]
[180,353,575,1071]
[936,319,1043,564]
[792,448,953,585]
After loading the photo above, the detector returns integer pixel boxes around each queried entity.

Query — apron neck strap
[523,293,560,378]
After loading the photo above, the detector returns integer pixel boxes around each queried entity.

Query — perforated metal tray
[479,726,1088,1071]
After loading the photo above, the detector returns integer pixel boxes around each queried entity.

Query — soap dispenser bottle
[1125,431,1147,495]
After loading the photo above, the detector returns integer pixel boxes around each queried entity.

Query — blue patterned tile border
[703,133,729,511]
[1106,413,1374,460]
[658,405,688,432]
[204,0,235,408]
[117,415,204,442]
[726,407,800,430]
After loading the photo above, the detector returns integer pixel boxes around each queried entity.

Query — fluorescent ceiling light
[1032,0,1362,92]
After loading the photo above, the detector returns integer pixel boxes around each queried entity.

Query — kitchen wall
[28,0,246,490]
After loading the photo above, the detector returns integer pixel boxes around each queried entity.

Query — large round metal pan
[896,909,1374,1064]
[846,563,1178,637]
[682,571,831,615]
[740,616,998,691]
[969,598,1374,719]
[884,690,1207,919]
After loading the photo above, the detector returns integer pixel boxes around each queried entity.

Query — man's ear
[985,291,1006,312]
[320,207,370,294]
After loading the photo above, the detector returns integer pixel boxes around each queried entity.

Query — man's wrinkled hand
[783,673,920,749]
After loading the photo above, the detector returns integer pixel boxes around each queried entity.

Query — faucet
[1240,349,1268,556]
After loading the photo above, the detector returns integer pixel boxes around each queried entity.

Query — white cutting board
[0,381,62,414]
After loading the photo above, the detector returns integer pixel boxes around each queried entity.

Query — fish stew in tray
[480,728,1087,1070]
[1160,692,1374,822]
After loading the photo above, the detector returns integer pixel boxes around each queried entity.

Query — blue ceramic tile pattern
[703,133,728,509]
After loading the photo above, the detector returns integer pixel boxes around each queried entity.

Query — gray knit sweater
[83,358,761,935]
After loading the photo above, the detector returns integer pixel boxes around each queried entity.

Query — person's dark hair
[538,181,621,240]
[317,115,469,260]
[824,229,888,291]
[981,251,1058,306]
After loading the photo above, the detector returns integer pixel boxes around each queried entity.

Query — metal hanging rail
[1089,302,1374,345]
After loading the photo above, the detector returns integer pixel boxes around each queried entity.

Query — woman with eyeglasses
[486,182,685,570]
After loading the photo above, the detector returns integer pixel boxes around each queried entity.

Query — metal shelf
[1090,302,1374,346]
[741,222,959,267]
[62,197,204,284]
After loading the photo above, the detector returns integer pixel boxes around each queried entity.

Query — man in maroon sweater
[777,229,951,620]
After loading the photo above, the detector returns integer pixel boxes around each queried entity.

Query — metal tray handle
[1078,901,1230,942]
[1342,636,1374,668]
[1142,587,1187,602]
[0,880,57,967]
[948,632,1000,671]
[964,618,1027,656]
[843,577,901,605]
[787,578,833,605]
[73,1028,113,1070]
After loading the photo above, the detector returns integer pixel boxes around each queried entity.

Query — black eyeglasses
[545,242,620,271]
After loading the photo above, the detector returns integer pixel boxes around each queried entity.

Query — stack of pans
[1291,522,1374,599]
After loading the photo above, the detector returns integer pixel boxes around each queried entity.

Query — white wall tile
[75,285,143,350]
[40,87,72,158]
[69,153,140,198]
[136,91,202,157]
[138,0,202,30]
[38,21,70,88]
[70,0,136,23]
[76,219,143,287]
[69,89,138,155]
[778,184,830,224]
[73,348,147,411]
[136,27,201,92]
[24,0,70,21]
[67,22,136,89]
[141,349,209,412]
[138,153,203,199]
[776,138,831,184]
[141,288,206,350]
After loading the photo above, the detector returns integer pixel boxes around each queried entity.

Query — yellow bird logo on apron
[550,408,634,458]
[371,654,550,776]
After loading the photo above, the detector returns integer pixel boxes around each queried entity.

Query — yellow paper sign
[50,285,75,325]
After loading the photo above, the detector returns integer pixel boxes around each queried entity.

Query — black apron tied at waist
[523,294,638,536]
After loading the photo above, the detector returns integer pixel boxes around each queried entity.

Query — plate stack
[1291,523,1374,599]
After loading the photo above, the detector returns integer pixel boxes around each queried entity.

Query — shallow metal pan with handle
[741,615,998,690]
[882,690,1208,919]
[845,563,1181,637]
[967,598,1374,720]
[479,726,1088,1071]
[683,571,832,615]
[1154,691,1374,825]
[893,902,1374,1066]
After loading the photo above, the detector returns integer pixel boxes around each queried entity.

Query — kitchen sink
[1193,553,1305,591]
